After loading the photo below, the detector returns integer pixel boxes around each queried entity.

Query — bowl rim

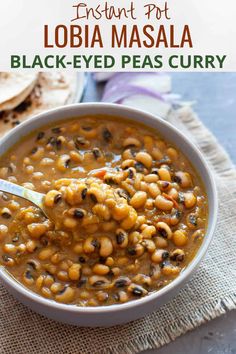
[0,102,218,314]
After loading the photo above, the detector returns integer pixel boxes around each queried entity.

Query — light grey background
[82,73,236,354]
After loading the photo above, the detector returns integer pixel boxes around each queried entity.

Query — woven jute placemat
[0,106,236,354]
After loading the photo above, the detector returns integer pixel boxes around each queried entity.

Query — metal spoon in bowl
[0,179,48,218]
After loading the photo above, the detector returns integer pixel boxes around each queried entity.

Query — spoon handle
[0,179,45,209]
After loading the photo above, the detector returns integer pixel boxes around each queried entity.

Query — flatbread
[0,73,38,111]
[0,72,78,138]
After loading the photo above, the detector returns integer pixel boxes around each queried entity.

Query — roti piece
[0,72,78,138]
[0,73,38,111]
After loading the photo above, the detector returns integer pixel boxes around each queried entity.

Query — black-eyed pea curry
[0,116,208,306]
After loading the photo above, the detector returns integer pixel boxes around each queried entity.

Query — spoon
[0,179,48,218]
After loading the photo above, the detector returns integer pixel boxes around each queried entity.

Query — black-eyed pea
[142,239,156,253]
[148,183,161,198]
[73,243,84,254]
[155,195,173,211]
[80,126,97,139]
[105,198,116,209]
[96,291,109,302]
[105,257,114,267]
[170,249,185,262]
[170,210,182,226]
[44,190,62,207]
[26,240,37,253]
[186,213,198,229]
[68,263,81,280]
[168,188,179,200]
[121,159,135,169]
[22,270,35,285]
[122,149,135,160]
[101,221,117,232]
[149,264,161,279]
[63,217,78,229]
[80,290,90,300]
[92,204,111,221]
[25,165,34,174]
[116,257,129,267]
[56,154,70,172]
[118,291,129,303]
[83,237,98,254]
[112,203,130,221]
[175,171,192,188]
[30,146,44,161]
[130,191,147,209]
[120,209,137,230]
[57,270,69,282]
[116,228,128,248]
[59,260,70,271]
[184,192,197,209]
[27,223,48,239]
[51,252,64,264]
[44,275,55,287]
[121,181,136,197]
[139,181,148,192]
[135,152,152,169]
[114,277,131,288]
[133,173,142,189]
[144,174,159,183]
[0,225,8,241]
[161,263,180,276]
[85,224,99,234]
[3,243,17,255]
[129,231,142,244]
[173,230,188,246]
[69,150,84,163]
[38,247,56,261]
[55,286,75,303]
[50,282,64,294]
[157,181,171,191]
[141,225,156,239]
[44,263,57,275]
[135,215,146,228]
[111,267,121,276]
[1,207,12,219]
[41,287,52,299]
[123,137,141,148]
[88,275,110,288]
[127,244,145,257]
[192,229,205,242]
[158,167,171,182]
[167,147,178,160]
[153,236,168,248]
[151,249,169,263]
[87,299,99,306]
[15,243,25,254]
[8,200,20,211]
[88,187,106,203]
[127,283,148,296]
[143,135,154,151]
[151,147,163,160]
[36,275,45,290]
[145,198,155,210]
[156,222,172,239]
[93,264,110,275]
[132,274,152,286]
[99,236,113,257]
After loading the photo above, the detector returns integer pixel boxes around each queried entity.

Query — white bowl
[0,103,218,327]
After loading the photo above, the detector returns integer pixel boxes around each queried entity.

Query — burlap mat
[0,106,236,354]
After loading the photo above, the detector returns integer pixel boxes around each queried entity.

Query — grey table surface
[82,73,236,354]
